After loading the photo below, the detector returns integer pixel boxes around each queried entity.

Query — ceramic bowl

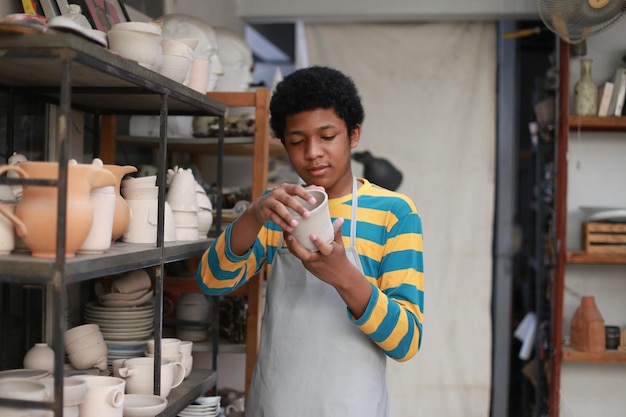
[0,378,48,408]
[108,29,163,71]
[67,340,108,370]
[144,352,183,364]
[123,394,168,417]
[110,21,161,36]
[65,331,105,354]
[65,324,102,346]
[41,376,88,406]
[159,54,192,84]
[146,338,181,355]
[111,269,151,294]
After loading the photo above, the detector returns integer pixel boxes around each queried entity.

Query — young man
[198,66,424,417]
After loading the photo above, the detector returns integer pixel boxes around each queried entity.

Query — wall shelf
[566,251,626,264]
[568,116,626,132]
[0,31,226,415]
[562,346,626,364]
[116,134,285,157]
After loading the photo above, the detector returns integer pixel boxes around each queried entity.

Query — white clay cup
[78,375,125,417]
[286,188,333,251]
[118,358,184,398]
[146,338,181,355]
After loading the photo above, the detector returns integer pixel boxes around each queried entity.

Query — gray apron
[245,177,389,417]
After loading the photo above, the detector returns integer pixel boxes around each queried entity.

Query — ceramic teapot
[0,161,117,258]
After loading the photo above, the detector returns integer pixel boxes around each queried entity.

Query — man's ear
[350,125,361,149]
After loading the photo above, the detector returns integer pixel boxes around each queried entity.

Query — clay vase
[0,161,117,258]
[574,58,598,116]
[570,296,606,353]
[23,342,55,373]
[102,164,138,242]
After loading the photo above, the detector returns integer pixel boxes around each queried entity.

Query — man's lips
[307,165,329,176]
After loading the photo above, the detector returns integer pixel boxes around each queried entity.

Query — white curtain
[305,22,496,417]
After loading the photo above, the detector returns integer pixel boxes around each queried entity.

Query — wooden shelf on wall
[568,116,626,132]
[566,251,626,264]
[562,346,626,364]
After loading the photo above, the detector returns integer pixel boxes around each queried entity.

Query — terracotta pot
[570,296,606,353]
[0,162,117,258]
[102,164,138,242]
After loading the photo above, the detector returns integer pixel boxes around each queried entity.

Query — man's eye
[321,135,336,140]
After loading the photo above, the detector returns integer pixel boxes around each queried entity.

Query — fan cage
[539,0,626,43]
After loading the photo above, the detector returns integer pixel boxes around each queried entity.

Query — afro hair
[269,66,365,141]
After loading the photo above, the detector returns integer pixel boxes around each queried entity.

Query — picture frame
[23,0,61,18]
[70,0,130,32]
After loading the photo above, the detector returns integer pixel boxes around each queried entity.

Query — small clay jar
[570,296,606,353]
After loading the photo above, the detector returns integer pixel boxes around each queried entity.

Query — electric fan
[539,0,626,44]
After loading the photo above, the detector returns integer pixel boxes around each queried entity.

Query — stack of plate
[84,301,155,366]
[178,396,221,417]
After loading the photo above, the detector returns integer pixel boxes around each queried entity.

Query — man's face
[283,108,360,199]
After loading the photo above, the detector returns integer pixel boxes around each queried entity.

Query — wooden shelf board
[566,251,626,264]
[116,135,285,157]
[562,346,626,364]
[568,115,626,131]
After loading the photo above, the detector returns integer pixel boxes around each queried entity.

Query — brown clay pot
[0,161,116,258]
[570,296,606,353]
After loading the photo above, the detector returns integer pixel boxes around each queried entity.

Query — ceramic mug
[78,376,125,417]
[286,187,334,251]
[119,357,184,397]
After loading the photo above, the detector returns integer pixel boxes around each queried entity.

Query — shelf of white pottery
[0,33,226,117]
[157,369,217,417]
[0,239,214,284]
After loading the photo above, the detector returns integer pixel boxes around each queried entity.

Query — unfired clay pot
[102,164,138,242]
[23,343,55,373]
[571,296,606,353]
[0,162,116,258]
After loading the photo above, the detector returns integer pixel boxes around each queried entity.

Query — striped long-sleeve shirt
[197,178,424,361]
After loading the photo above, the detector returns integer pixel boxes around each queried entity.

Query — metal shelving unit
[0,31,226,416]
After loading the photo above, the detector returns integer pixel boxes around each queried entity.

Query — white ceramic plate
[85,301,154,312]
[85,317,154,328]
[102,329,153,341]
[580,206,626,222]
[0,369,49,379]
[47,16,108,47]
[123,393,168,417]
